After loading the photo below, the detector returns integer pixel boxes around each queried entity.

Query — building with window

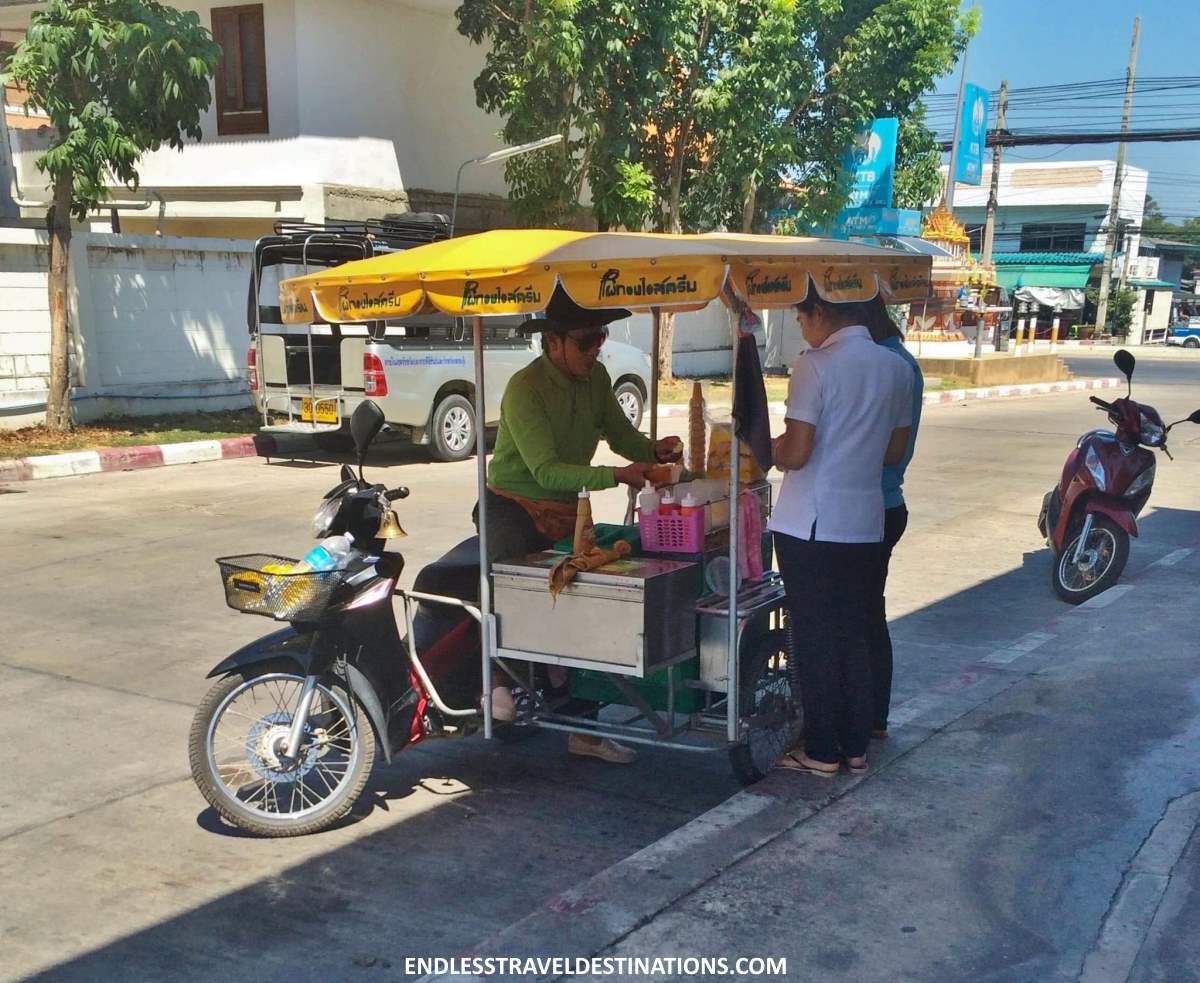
[0,0,519,238]
[942,159,1148,262]
[937,159,1157,340]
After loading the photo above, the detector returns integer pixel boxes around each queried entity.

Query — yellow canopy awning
[278,229,933,324]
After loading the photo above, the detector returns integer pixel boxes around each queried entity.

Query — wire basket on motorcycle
[217,554,344,623]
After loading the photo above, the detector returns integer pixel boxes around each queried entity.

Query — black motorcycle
[189,401,485,836]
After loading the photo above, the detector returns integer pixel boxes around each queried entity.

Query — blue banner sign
[955,84,990,186]
[841,118,898,209]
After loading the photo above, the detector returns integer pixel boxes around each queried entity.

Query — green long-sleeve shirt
[487,353,655,502]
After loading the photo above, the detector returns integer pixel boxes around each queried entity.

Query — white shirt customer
[768,324,912,544]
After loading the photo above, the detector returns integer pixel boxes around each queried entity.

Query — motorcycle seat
[412,537,481,603]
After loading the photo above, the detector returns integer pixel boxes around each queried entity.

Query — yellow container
[706,423,764,483]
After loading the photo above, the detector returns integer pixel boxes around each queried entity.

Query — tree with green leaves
[456,0,976,380]
[2,1,220,431]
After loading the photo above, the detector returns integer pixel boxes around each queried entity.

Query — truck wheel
[614,381,644,429]
[1185,337,1199,349]
[431,394,476,462]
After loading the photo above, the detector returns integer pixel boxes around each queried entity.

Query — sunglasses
[566,329,608,353]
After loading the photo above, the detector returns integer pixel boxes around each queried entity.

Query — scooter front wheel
[1052,515,1130,604]
[189,667,375,837]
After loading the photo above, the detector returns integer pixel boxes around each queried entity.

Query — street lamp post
[449,134,564,237]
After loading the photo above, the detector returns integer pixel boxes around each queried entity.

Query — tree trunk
[741,175,758,233]
[45,171,74,432]
[655,309,675,385]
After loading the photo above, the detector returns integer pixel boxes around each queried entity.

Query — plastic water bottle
[294,533,355,573]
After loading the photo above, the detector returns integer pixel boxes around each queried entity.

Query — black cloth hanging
[733,332,772,473]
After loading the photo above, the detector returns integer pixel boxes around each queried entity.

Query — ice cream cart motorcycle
[189,230,932,837]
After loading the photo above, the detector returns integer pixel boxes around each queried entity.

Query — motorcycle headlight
[1125,462,1155,498]
[312,496,341,537]
[1139,415,1165,447]
[1085,445,1106,492]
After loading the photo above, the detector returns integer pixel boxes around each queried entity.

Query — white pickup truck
[250,218,652,460]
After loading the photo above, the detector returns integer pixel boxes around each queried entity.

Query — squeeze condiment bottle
[680,493,701,517]
[659,490,680,516]
[637,486,660,515]
[573,487,596,553]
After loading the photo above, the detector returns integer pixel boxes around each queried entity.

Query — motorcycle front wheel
[188,667,375,837]
[1052,515,1130,604]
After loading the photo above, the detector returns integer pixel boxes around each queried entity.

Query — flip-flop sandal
[846,757,869,775]
[776,751,839,777]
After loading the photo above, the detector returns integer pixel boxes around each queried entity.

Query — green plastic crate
[552,523,641,554]
[568,657,704,713]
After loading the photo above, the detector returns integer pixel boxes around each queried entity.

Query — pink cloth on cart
[738,490,764,583]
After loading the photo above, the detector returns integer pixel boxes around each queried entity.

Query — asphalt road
[3,359,1199,982]
[1063,346,1200,387]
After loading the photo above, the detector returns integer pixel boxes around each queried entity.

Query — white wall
[293,0,508,196]
[0,231,52,427]
[0,229,254,429]
[606,305,781,376]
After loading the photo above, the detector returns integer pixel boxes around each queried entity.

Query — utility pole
[981,80,1008,268]
[942,46,970,210]
[1095,16,1140,337]
[978,80,1008,359]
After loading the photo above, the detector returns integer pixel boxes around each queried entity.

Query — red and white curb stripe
[0,433,299,482]
[922,376,1122,406]
[658,376,1123,419]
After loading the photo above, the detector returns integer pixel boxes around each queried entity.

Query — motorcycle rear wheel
[729,629,803,786]
[1052,515,1130,604]
[189,667,375,837]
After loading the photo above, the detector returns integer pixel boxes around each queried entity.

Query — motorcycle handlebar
[385,487,410,501]
[1089,396,1114,411]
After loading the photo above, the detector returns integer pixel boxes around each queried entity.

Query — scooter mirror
[1189,410,1200,425]
[350,400,386,474]
[1114,349,1136,381]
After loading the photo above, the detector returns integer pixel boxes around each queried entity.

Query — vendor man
[474,286,681,762]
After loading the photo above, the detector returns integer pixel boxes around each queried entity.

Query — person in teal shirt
[865,297,923,740]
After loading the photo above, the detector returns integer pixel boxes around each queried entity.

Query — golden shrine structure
[908,205,999,342]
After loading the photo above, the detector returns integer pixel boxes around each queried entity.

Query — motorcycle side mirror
[350,400,386,479]
[1113,350,1132,384]
[1190,410,1200,425]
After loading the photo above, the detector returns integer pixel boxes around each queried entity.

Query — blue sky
[934,1,1199,221]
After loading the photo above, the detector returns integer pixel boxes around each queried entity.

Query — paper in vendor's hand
[548,540,632,599]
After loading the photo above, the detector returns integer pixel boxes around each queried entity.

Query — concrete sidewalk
[432,546,1200,983]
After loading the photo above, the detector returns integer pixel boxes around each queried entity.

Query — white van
[250,219,651,461]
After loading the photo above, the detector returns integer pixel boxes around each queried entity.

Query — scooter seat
[412,537,481,603]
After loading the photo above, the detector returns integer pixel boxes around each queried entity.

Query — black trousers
[775,531,883,764]
[867,504,909,732]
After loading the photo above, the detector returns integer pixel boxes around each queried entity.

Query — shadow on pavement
[26,509,1200,982]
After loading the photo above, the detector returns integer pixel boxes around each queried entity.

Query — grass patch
[0,408,260,460]
[657,376,791,404]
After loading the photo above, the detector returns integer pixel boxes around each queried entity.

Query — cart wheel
[728,628,802,786]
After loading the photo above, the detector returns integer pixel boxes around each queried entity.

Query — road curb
[0,432,308,483]
[656,376,1123,419]
[2,377,1124,483]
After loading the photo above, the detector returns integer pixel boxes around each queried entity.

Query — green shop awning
[992,252,1100,290]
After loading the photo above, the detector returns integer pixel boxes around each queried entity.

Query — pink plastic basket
[638,509,705,553]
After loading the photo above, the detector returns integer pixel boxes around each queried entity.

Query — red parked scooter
[1039,350,1200,604]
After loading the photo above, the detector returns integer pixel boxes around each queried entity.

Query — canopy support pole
[649,306,661,444]
[472,315,494,739]
[726,308,740,745]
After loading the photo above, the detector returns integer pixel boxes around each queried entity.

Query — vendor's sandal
[775,751,839,778]
[870,729,889,741]
[846,756,869,775]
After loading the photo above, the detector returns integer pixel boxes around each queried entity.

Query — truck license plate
[300,398,338,424]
